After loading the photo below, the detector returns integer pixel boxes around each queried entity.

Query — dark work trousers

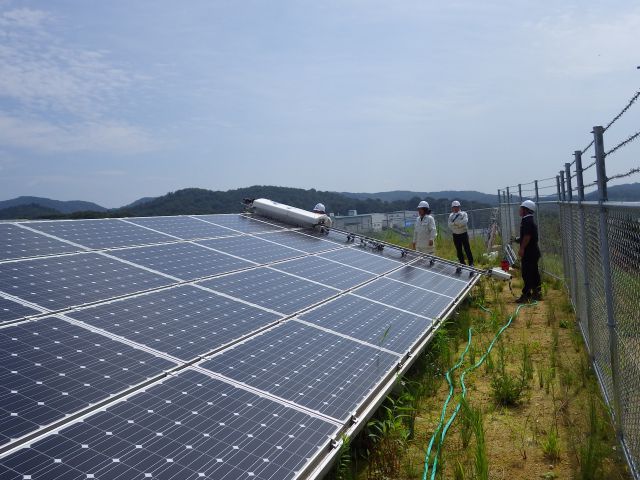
[521,255,542,297]
[452,232,474,265]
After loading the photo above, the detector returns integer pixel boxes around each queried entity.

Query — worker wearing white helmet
[514,200,541,303]
[312,203,332,229]
[448,200,474,272]
[412,201,437,254]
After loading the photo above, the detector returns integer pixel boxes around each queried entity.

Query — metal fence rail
[496,87,640,478]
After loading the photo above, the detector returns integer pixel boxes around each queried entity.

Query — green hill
[122,186,493,217]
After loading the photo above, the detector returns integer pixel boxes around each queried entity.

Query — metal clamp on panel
[350,413,358,425]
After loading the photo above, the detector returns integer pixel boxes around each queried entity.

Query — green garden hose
[422,301,536,480]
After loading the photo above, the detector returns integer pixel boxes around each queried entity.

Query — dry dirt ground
[357,277,632,480]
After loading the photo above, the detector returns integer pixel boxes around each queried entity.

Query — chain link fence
[496,87,640,478]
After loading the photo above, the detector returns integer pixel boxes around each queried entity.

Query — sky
[0,0,638,208]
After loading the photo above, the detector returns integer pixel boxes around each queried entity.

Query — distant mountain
[120,186,493,217]
[341,190,498,205]
[584,182,640,202]
[0,203,61,220]
[0,196,106,214]
[121,196,157,209]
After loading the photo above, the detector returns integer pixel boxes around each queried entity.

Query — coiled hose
[422,301,536,480]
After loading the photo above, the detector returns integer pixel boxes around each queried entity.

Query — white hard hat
[313,203,326,213]
[451,200,461,207]
[417,201,430,209]
[521,200,536,212]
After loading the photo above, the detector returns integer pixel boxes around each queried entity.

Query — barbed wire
[604,90,640,132]
[607,166,640,183]
[605,130,640,157]
[583,160,596,172]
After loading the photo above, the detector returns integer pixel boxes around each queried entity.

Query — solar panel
[196,235,305,264]
[201,321,399,421]
[0,212,480,479]
[0,297,41,325]
[353,277,454,318]
[0,253,173,311]
[0,369,339,480]
[0,224,78,261]
[198,268,339,315]
[319,247,403,274]
[299,294,433,355]
[271,256,376,290]
[27,219,176,249]
[195,215,284,233]
[258,231,345,253]
[0,317,175,446]
[126,216,239,240]
[67,286,282,361]
[387,265,469,297]
[108,243,255,281]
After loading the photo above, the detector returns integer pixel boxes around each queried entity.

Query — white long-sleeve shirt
[413,215,437,253]
[448,211,469,234]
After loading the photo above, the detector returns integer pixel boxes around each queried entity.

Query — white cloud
[0,5,159,155]
[0,114,158,154]
[527,8,640,77]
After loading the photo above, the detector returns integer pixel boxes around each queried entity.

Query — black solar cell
[28,219,175,249]
[198,268,338,315]
[271,256,376,290]
[201,322,399,420]
[0,224,79,261]
[299,294,433,354]
[0,369,338,480]
[0,317,175,446]
[0,297,41,325]
[68,286,282,361]
[353,277,454,318]
[196,235,304,264]
[319,248,402,274]
[0,254,173,311]
[126,216,239,240]
[109,243,254,281]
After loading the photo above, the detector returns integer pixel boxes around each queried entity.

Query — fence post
[518,183,522,201]
[560,170,566,200]
[593,125,623,441]
[574,150,595,361]
[506,187,512,240]
[556,176,561,200]
[564,162,578,307]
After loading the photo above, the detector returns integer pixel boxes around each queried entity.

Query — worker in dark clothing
[515,200,542,303]
[447,200,474,273]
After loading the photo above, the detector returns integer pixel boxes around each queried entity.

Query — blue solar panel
[271,256,376,290]
[259,231,344,253]
[67,286,282,361]
[198,268,338,315]
[0,254,173,311]
[0,297,41,325]
[387,265,469,297]
[194,215,284,233]
[299,294,433,354]
[319,248,402,274]
[108,243,254,281]
[197,235,304,264]
[0,317,175,446]
[353,277,454,318]
[126,216,239,240]
[0,224,78,261]
[27,219,176,249]
[0,369,339,480]
[202,321,399,421]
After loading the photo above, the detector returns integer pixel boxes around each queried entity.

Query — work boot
[531,291,543,301]
[514,295,530,304]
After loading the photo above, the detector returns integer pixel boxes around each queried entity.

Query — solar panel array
[0,213,478,480]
